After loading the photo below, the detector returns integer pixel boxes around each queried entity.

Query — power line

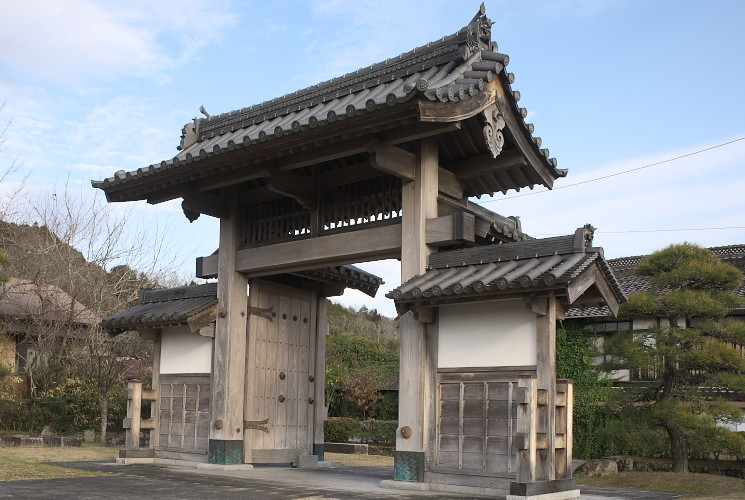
[533,226,745,237]
[476,136,745,205]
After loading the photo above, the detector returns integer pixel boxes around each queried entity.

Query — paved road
[0,461,687,499]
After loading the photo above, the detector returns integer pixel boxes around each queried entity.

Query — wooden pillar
[395,138,438,482]
[515,374,537,483]
[314,296,329,460]
[535,295,557,480]
[150,335,161,449]
[209,189,249,464]
[125,380,142,451]
[555,379,574,479]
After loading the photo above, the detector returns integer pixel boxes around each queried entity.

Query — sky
[1,0,744,318]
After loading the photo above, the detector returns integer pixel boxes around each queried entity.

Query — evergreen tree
[603,243,745,472]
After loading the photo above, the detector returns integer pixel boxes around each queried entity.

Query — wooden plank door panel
[244,280,316,463]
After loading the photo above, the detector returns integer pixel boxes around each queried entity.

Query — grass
[577,471,745,499]
[0,442,118,482]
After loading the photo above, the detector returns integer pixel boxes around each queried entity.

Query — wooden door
[435,371,521,476]
[243,280,317,463]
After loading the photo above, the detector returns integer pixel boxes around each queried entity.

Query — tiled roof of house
[92,6,565,202]
[566,244,745,318]
[0,278,99,326]
[388,226,625,306]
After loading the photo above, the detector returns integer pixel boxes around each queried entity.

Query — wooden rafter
[263,167,317,211]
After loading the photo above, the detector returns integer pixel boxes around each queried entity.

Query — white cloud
[0,0,237,85]
[480,137,745,258]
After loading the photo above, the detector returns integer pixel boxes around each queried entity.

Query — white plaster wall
[632,318,656,330]
[438,299,536,368]
[160,326,213,374]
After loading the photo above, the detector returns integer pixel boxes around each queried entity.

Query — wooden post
[209,189,249,464]
[555,379,574,479]
[150,335,161,449]
[314,297,329,459]
[395,138,438,482]
[535,295,557,480]
[125,380,142,451]
[516,374,537,483]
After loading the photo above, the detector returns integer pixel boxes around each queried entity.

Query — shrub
[324,417,355,443]
[355,419,397,445]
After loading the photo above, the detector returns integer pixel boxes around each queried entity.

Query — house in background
[565,244,745,425]
[0,277,99,398]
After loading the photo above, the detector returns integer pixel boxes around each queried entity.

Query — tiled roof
[101,283,218,333]
[102,264,384,333]
[92,7,564,201]
[0,278,99,326]
[297,264,383,298]
[566,244,745,318]
[388,226,625,305]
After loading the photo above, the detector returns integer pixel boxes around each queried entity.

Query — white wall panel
[160,326,213,374]
[438,299,536,368]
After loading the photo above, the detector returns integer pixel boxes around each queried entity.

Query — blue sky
[1,0,744,317]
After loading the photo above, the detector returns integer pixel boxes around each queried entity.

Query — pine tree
[603,243,745,472]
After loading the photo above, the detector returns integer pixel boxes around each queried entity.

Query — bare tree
[1,184,185,440]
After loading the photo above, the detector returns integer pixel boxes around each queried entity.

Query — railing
[514,375,574,483]
[121,379,158,459]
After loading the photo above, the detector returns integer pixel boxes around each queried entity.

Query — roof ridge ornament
[466,3,493,58]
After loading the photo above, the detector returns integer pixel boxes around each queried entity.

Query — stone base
[393,451,424,482]
[116,457,254,470]
[506,490,580,500]
[119,448,155,459]
[380,479,430,492]
[508,479,579,500]
[208,439,243,465]
[116,457,155,465]
[297,455,319,469]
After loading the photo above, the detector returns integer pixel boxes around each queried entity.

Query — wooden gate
[243,280,317,463]
[435,370,522,476]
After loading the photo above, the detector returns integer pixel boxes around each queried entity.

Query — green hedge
[0,398,71,434]
[0,384,127,435]
[324,418,397,444]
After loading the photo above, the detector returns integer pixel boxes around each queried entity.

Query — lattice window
[242,198,311,246]
[320,176,402,232]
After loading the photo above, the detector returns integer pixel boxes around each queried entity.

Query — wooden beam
[376,121,462,145]
[197,223,402,278]
[425,213,475,246]
[272,136,368,172]
[589,266,621,317]
[263,167,317,210]
[445,149,526,179]
[366,138,416,181]
[187,305,217,332]
[418,78,498,123]
[181,189,227,219]
[437,166,464,199]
